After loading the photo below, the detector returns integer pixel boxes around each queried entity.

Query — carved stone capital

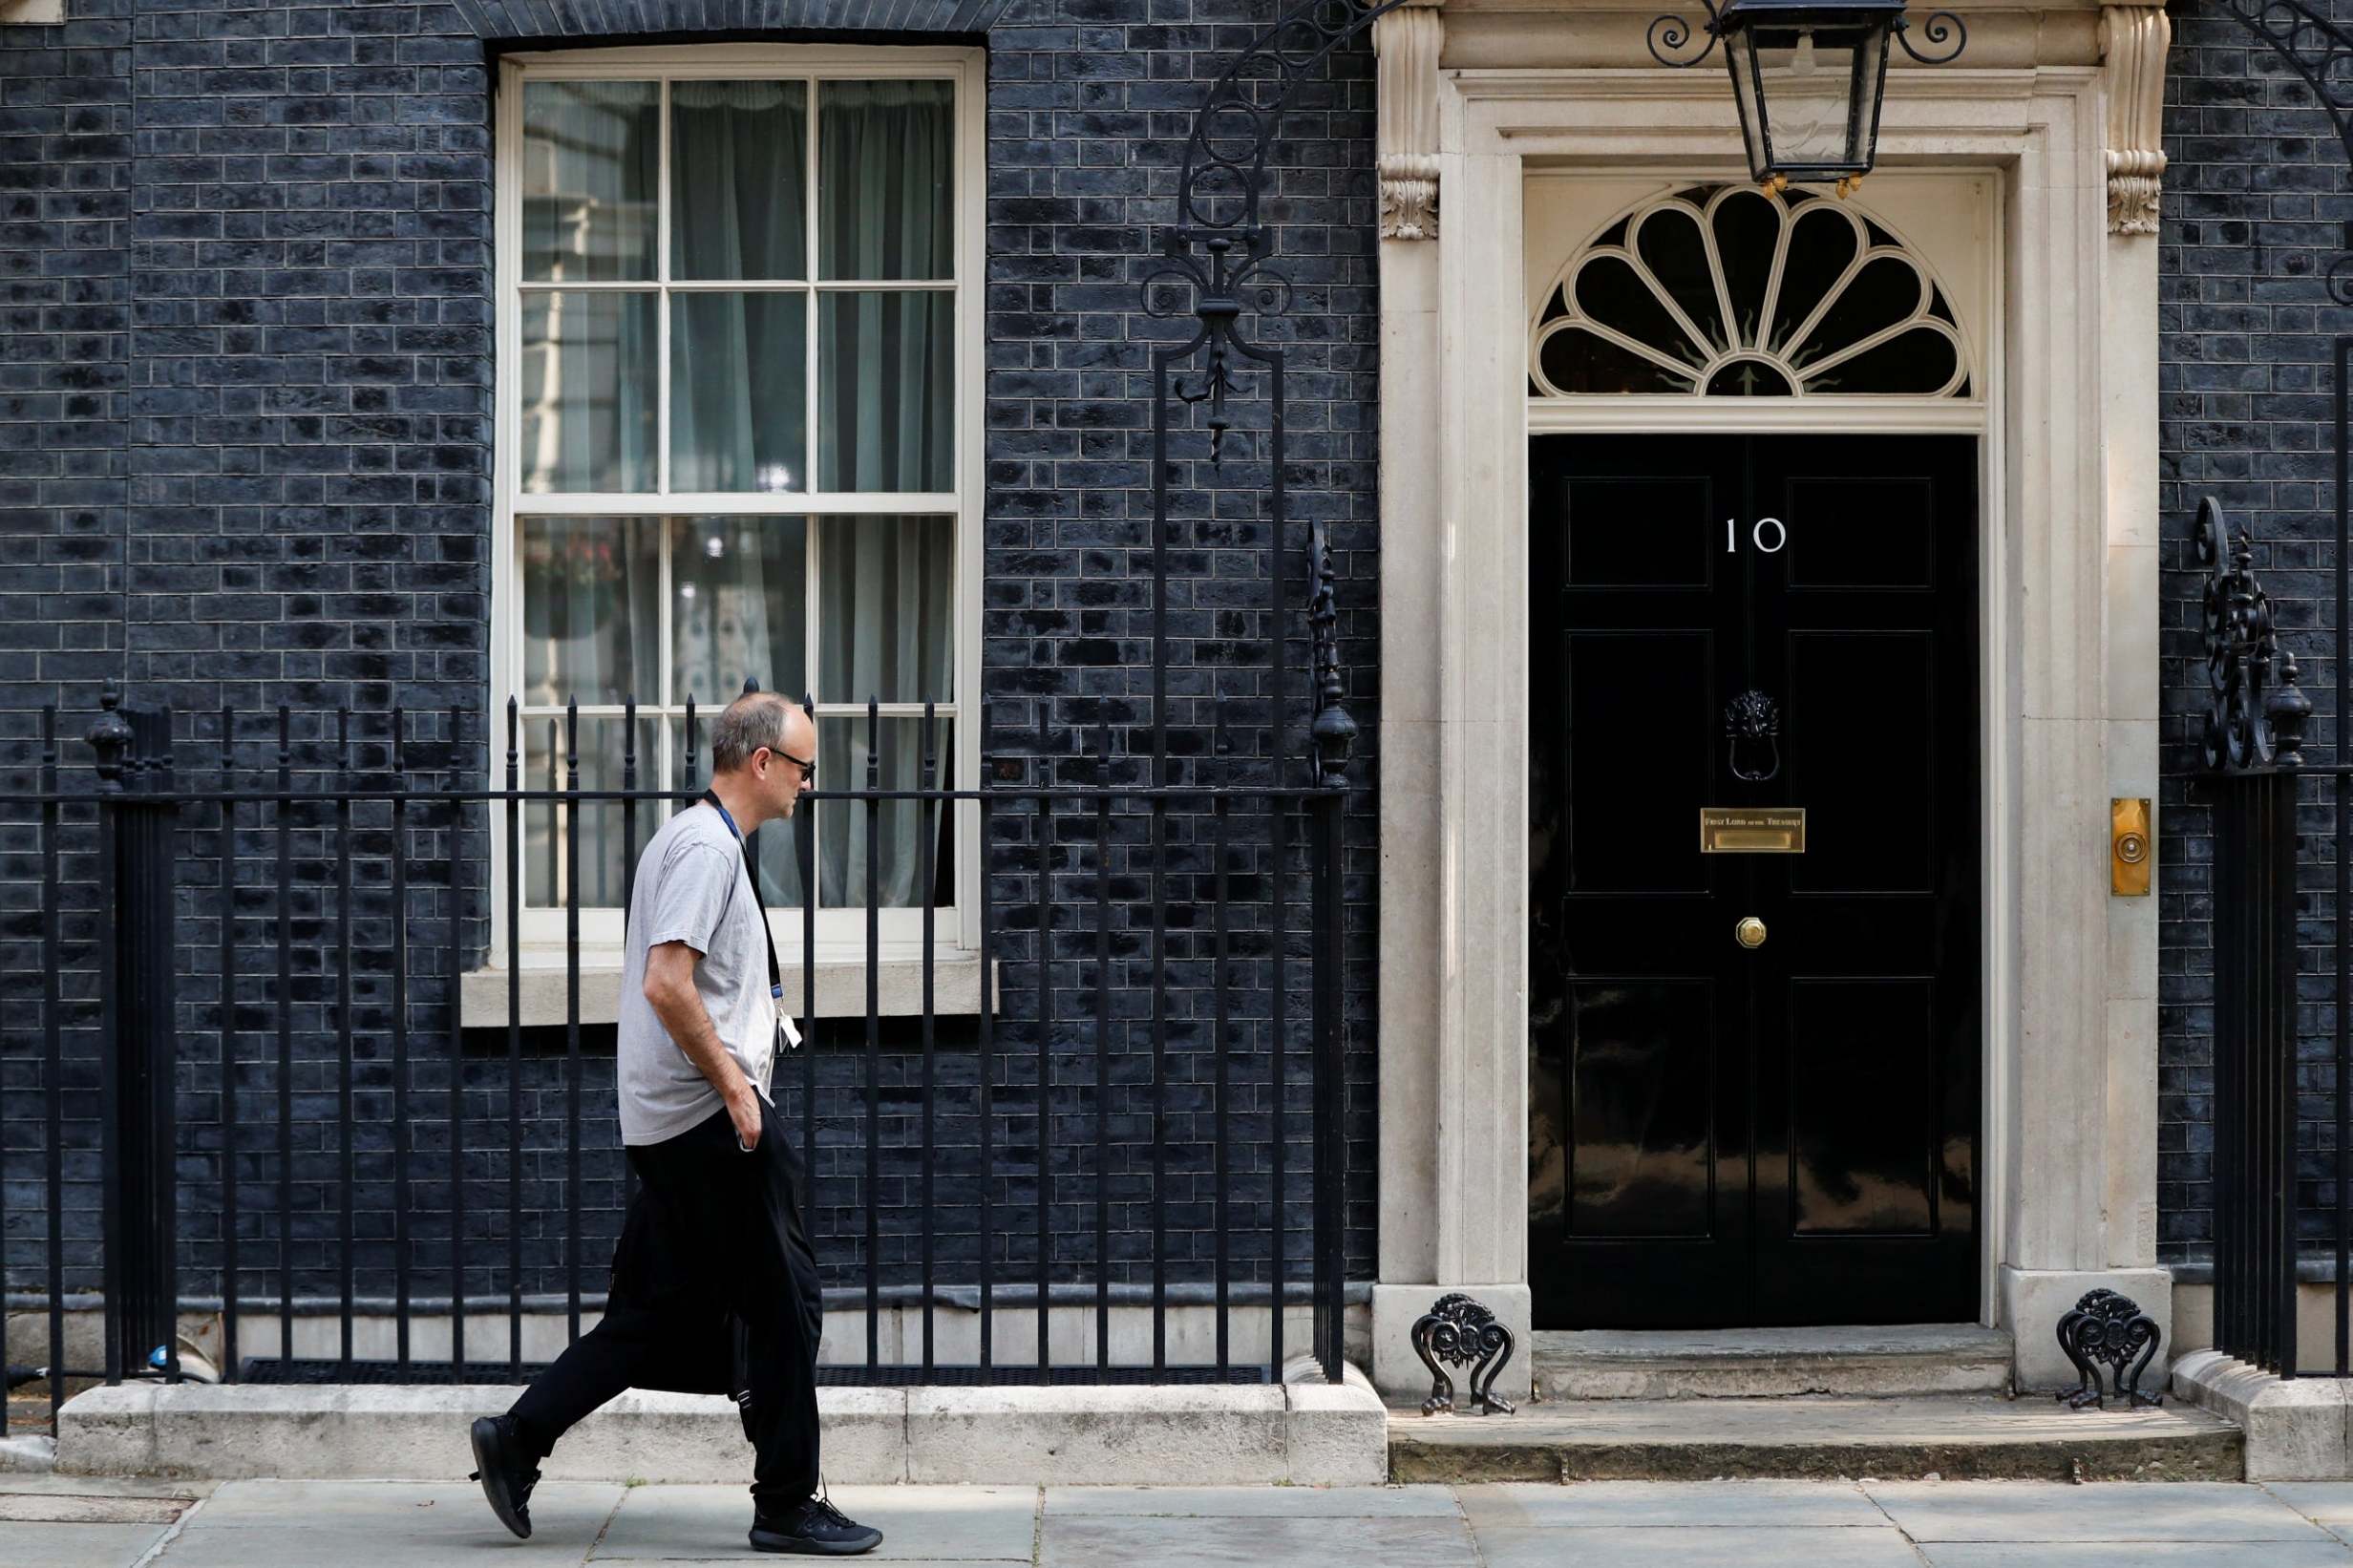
[1376,1,1444,241]
[2102,6,2169,236]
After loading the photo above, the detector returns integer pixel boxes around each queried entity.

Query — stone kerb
[2173,1348,2353,1481]
[51,1371,1388,1487]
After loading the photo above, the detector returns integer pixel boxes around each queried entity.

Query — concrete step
[1532,1324,2015,1401]
[1388,1393,2243,1483]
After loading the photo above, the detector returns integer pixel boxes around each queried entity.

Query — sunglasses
[770,747,816,784]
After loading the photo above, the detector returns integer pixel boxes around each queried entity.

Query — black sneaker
[749,1495,883,1556]
[468,1413,542,1540]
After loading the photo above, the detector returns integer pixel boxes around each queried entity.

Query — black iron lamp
[1649,0,1967,196]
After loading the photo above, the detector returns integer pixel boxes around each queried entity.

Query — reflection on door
[1528,434,1980,1329]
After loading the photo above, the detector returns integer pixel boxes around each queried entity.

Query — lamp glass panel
[1737,23,1880,176]
[1726,32,1770,181]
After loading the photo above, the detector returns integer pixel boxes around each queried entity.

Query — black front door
[1528,434,1980,1328]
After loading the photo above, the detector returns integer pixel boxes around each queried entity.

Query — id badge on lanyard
[701,791,802,1097]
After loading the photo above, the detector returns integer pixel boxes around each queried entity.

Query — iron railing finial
[88,683,134,792]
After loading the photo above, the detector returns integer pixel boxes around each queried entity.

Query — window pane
[519,518,660,708]
[817,716,954,910]
[818,79,954,281]
[667,716,810,909]
[671,516,807,706]
[817,290,952,491]
[521,714,662,911]
[670,291,807,493]
[816,515,953,705]
[671,79,808,281]
[522,80,658,283]
[519,291,657,493]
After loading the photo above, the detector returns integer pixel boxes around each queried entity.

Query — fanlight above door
[1529,184,1972,399]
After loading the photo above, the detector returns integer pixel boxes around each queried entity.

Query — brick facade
[0,1,1378,1322]
[2160,0,2351,1268]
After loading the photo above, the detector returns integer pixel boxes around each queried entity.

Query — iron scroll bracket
[2054,1289,2164,1410]
[1645,4,1968,70]
[1410,1293,1517,1416]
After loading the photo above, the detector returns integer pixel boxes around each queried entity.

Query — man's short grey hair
[710,691,801,773]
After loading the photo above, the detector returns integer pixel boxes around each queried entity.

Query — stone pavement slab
[1458,1479,1893,1530]
[1917,1545,2353,1567]
[1037,1511,1477,1568]
[190,1477,625,1541]
[2274,1482,2353,1522]
[191,1478,620,1528]
[1473,1523,1925,1568]
[1863,1479,2331,1541]
[595,1483,1036,1560]
[31,1474,2353,1568]
[145,1479,624,1566]
[1042,1484,1458,1516]
[0,1520,175,1568]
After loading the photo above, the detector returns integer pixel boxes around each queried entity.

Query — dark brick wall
[0,0,128,739]
[0,0,1379,1330]
[0,0,131,1310]
[2160,0,2350,1267]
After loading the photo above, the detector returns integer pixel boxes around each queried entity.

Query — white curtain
[669,81,808,494]
[519,82,660,494]
[817,516,953,909]
[817,80,955,494]
[672,516,808,904]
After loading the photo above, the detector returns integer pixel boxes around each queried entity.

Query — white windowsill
[462,949,989,1029]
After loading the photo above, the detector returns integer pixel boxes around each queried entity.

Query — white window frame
[490,44,986,967]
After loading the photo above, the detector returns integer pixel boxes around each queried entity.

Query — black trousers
[509,1098,823,1506]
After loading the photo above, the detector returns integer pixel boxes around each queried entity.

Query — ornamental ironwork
[2220,0,2353,175]
[1646,0,1966,69]
[1152,0,1413,791]
[1410,1293,1518,1415]
[2215,1,2353,301]
[2055,1289,2164,1410]
[2197,498,2313,774]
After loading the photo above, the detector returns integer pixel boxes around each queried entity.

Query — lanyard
[701,790,785,1006]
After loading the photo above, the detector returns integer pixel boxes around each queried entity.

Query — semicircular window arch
[1529,186,1973,400]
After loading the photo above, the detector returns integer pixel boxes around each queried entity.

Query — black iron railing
[2195,498,2342,1380]
[0,686,1354,1433]
[2186,0,2353,1389]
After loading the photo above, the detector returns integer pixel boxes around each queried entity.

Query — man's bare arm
[643,940,761,1148]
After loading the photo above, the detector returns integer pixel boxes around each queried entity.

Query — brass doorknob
[1735,916,1768,949]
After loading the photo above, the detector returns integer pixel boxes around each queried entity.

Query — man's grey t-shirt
[617,802,777,1146]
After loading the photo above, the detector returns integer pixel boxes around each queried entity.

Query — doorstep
[1388,1392,2244,1482]
[49,1360,1384,1487]
[1532,1324,2015,1401]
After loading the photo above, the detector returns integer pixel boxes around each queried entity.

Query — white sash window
[492,46,983,962]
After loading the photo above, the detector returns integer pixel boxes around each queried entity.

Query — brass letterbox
[1700,807,1806,854]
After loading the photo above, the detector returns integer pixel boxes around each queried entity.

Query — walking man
[468,690,882,1556]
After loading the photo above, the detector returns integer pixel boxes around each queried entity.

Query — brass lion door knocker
[1726,689,1780,783]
